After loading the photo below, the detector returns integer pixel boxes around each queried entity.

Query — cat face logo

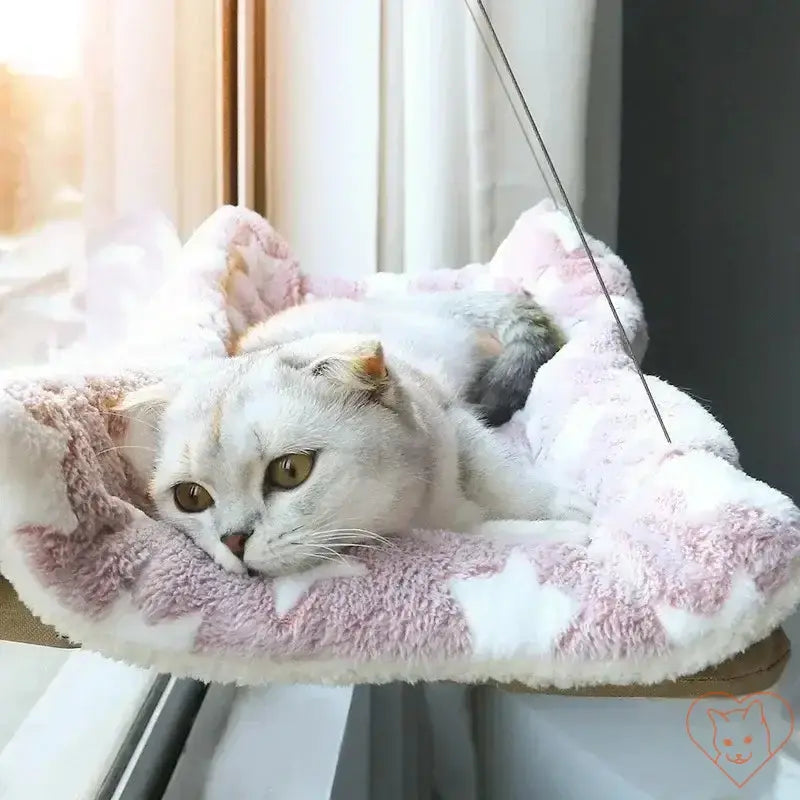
[686,692,794,787]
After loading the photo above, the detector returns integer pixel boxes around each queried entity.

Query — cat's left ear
[311,340,391,396]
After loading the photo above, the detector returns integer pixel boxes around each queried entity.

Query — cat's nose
[221,530,252,559]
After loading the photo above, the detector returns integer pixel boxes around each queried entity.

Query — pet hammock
[1,1,799,694]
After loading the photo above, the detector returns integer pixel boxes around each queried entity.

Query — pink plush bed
[1,200,798,689]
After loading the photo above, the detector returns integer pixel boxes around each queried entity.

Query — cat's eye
[723,738,733,746]
[744,736,753,744]
[173,482,214,513]
[266,452,315,490]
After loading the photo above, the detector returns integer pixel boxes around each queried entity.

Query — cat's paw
[549,489,594,523]
[210,541,248,575]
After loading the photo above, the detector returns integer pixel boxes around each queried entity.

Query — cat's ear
[707,709,727,725]
[113,382,172,420]
[311,340,390,396]
[109,383,171,481]
[743,700,766,724]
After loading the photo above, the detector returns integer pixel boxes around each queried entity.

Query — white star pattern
[655,570,760,647]
[450,551,579,659]
[272,558,368,617]
[105,595,204,651]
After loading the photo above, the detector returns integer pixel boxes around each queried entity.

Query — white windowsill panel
[195,684,356,800]
[0,650,155,800]
[0,641,72,752]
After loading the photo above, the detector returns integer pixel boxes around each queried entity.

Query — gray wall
[618,1,800,501]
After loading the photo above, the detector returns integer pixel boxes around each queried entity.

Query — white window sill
[0,641,72,751]
[165,684,362,800]
[0,647,156,799]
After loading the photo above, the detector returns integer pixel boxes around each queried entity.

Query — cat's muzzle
[221,530,252,559]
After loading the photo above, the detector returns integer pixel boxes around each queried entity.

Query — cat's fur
[235,289,565,427]
[118,290,591,576]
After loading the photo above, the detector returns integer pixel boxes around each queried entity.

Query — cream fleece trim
[4,538,799,690]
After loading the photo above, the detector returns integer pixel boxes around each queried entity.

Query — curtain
[263,0,619,277]
[386,0,596,273]
[77,0,221,355]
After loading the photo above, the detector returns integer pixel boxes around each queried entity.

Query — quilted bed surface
[1,200,799,688]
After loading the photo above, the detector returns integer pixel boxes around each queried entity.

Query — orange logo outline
[685,691,795,787]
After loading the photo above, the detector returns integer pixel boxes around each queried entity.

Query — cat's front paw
[210,541,248,575]
[551,489,594,523]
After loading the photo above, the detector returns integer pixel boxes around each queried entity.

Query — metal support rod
[463,0,672,444]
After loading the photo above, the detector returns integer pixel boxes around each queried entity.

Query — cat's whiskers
[306,532,387,549]
[287,545,348,567]
[269,528,393,572]
[101,410,160,432]
[311,545,350,565]
[277,524,304,540]
[323,542,383,552]
[298,551,338,564]
[276,530,352,565]
[308,528,395,547]
[96,444,157,456]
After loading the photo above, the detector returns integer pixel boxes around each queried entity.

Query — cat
[708,700,773,777]
[117,290,592,576]
[234,289,566,427]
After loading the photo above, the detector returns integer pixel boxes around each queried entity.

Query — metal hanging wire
[463,0,672,444]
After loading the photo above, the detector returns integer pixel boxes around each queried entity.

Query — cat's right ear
[109,383,172,482]
[310,340,391,397]
[113,382,171,420]
[742,699,766,724]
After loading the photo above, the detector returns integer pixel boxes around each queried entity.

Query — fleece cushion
[1,200,799,689]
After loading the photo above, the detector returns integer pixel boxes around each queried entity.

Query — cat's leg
[452,407,594,523]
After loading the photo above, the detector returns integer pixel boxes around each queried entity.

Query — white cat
[117,290,592,576]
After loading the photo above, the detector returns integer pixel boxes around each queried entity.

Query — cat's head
[707,700,771,765]
[116,335,431,576]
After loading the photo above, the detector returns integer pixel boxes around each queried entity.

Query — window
[0,1,220,796]
[0,0,87,368]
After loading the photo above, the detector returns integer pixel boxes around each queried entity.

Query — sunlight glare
[0,0,86,78]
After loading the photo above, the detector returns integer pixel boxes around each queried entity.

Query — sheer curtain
[0,2,221,795]
[264,0,619,278]
[79,0,220,353]
[383,0,597,273]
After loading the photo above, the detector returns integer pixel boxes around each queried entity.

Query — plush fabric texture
[1,200,799,688]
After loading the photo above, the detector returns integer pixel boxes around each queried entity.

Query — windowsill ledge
[0,647,156,799]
